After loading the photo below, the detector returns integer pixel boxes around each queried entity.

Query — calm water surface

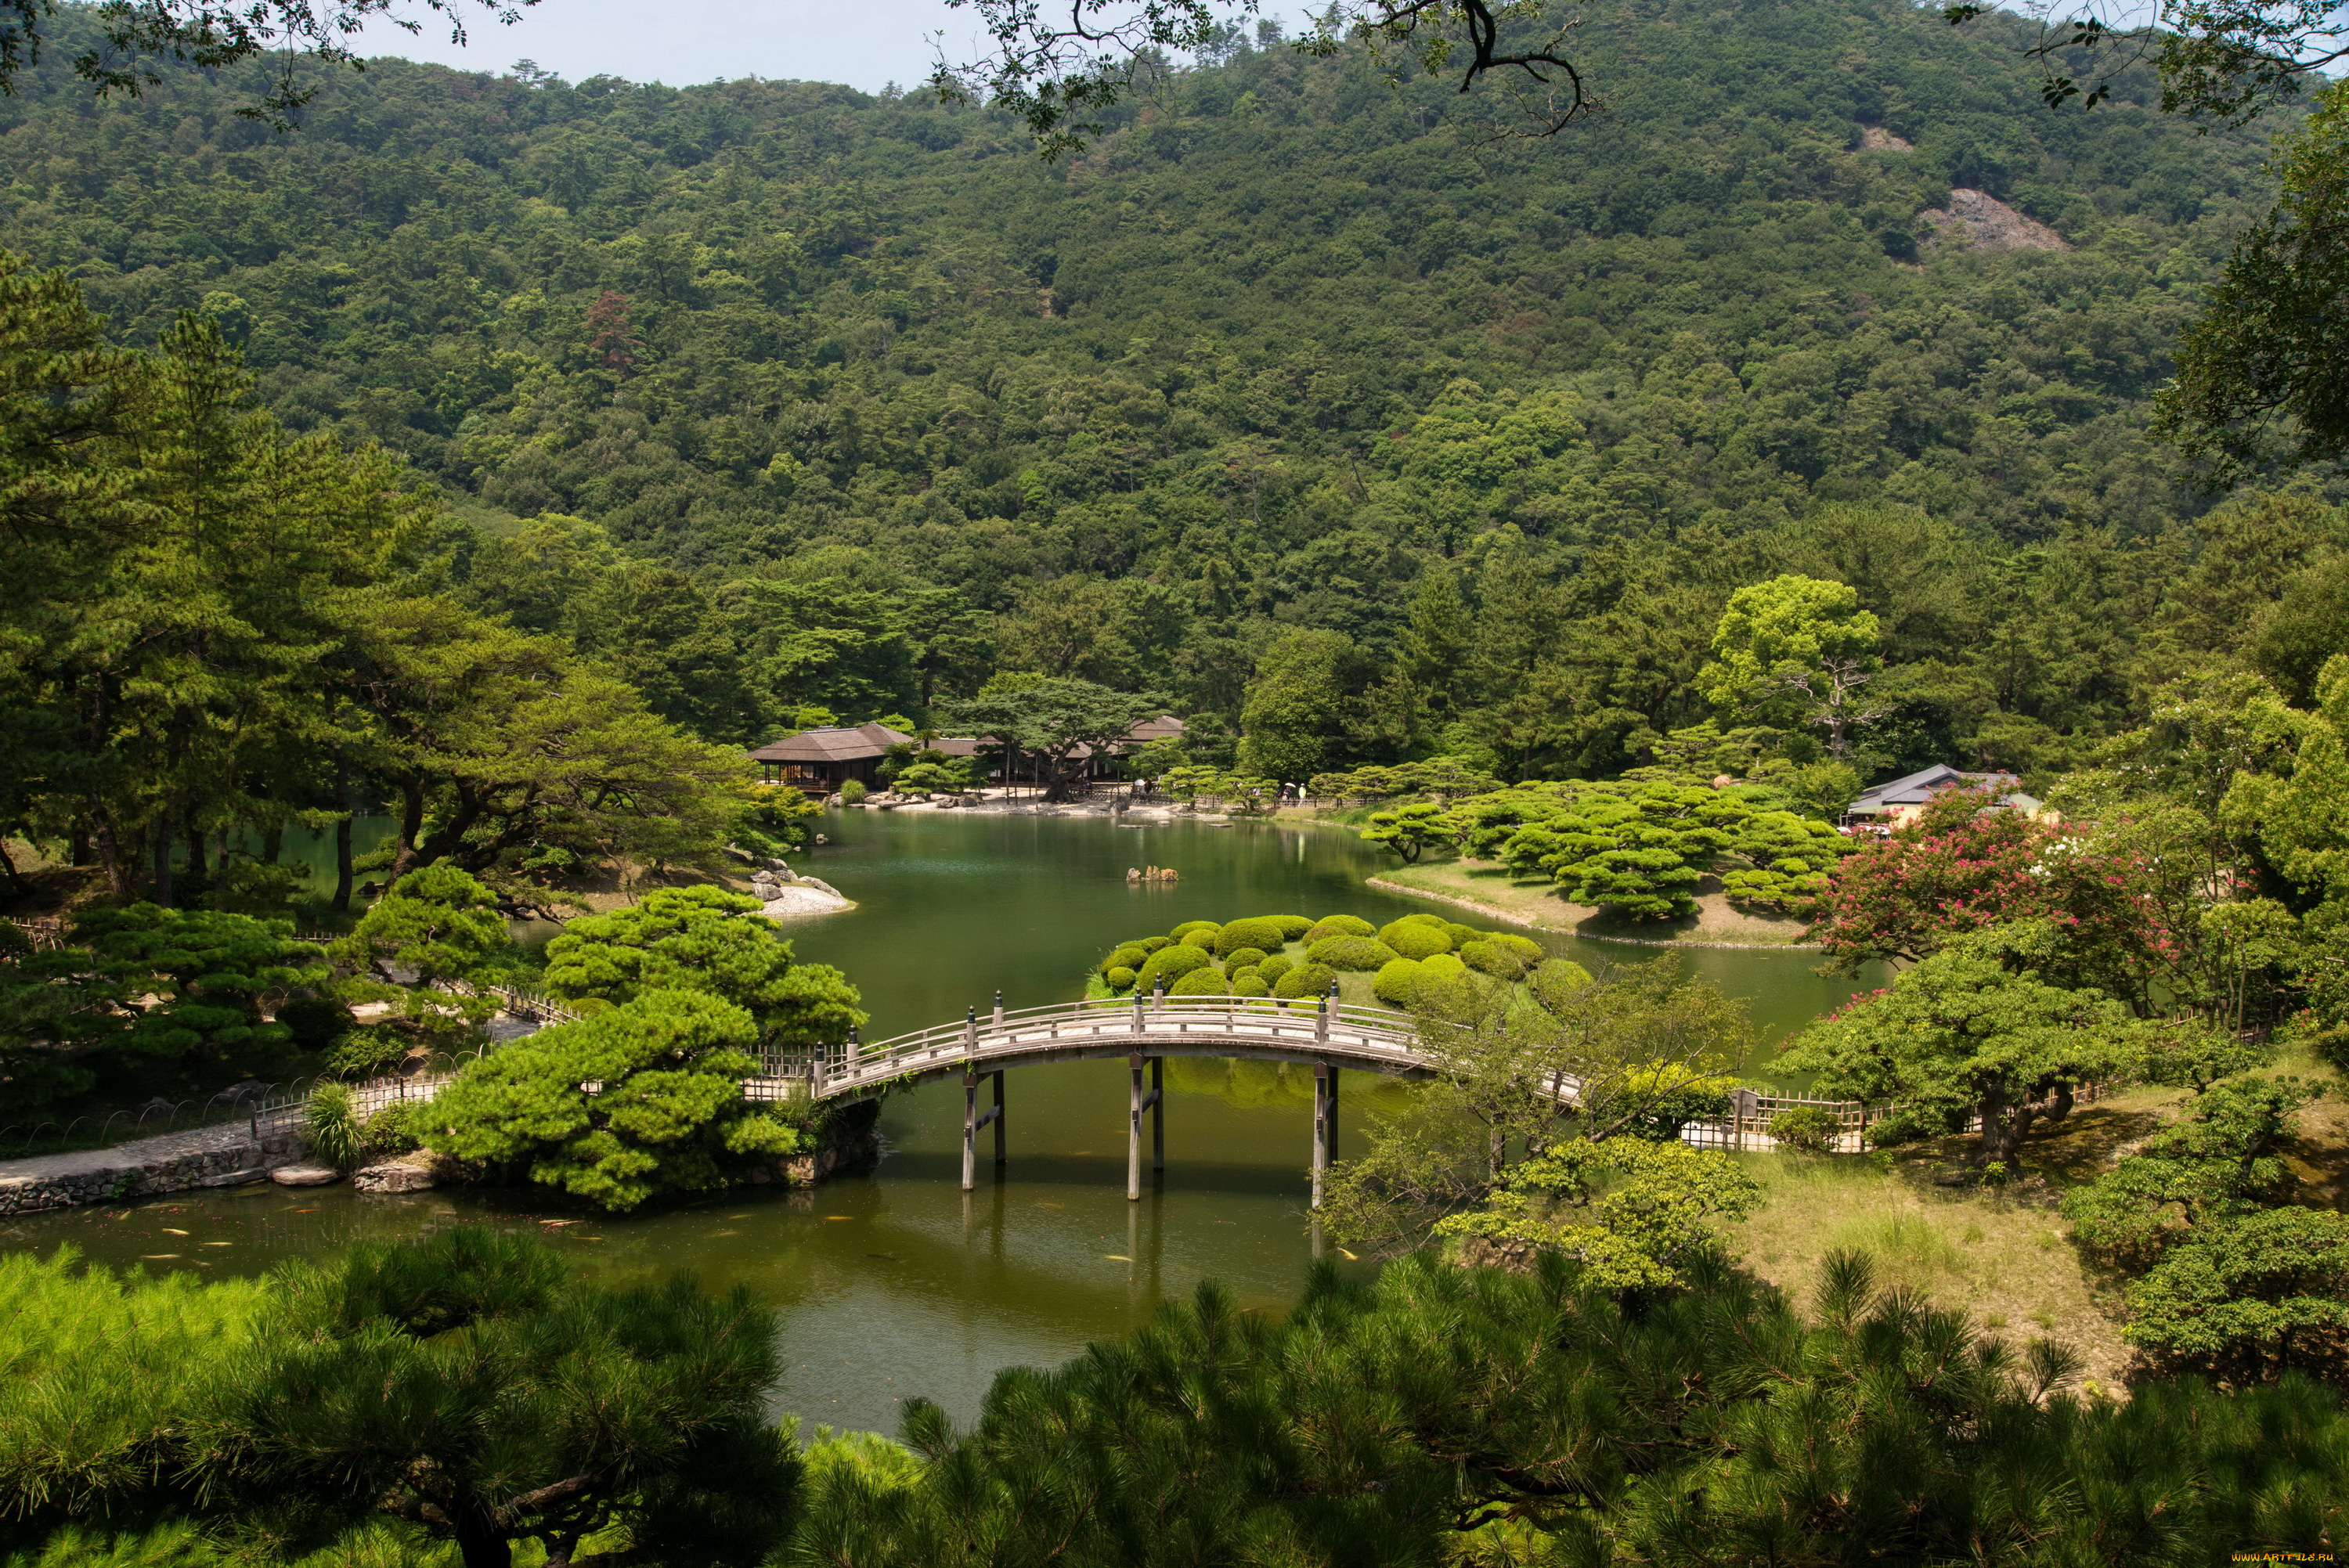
[0,812,1871,1436]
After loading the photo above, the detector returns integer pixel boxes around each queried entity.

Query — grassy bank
[1366,856,1817,949]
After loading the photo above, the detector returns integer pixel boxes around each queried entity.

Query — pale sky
[356,0,982,94]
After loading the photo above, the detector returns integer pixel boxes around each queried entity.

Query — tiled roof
[746,721,913,764]
[1847,764,2023,815]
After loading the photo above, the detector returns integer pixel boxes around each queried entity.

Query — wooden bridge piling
[1128,1054,1145,1200]
[1311,1062,1340,1209]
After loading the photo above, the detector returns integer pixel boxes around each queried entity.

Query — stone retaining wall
[0,1126,307,1217]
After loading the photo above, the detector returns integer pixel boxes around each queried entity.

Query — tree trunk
[333,754,355,912]
[392,775,425,880]
[151,821,174,908]
[0,837,23,898]
[453,1522,512,1568]
[93,814,131,899]
[262,824,283,864]
[67,827,88,867]
[182,809,207,881]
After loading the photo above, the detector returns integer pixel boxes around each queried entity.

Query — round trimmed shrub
[1267,915,1315,939]
[1106,966,1138,992]
[1380,921,1452,961]
[1170,920,1221,943]
[1458,940,1526,980]
[1770,1105,1840,1154]
[1442,922,1482,949]
[1308,935,1399,971]
[1257,955,1294,986]
[1226,964,1260,986]
[1232,973,1271,998]
[1486,932,1546,964]
[1421,952,1467,981]
[1304,914,1376,945]
[279,995,354,1052]
[1168,967,1229,997]
[1222,946,1268,971]
[1272,961,1337,1000]
[1530,958,1595,997]
[1099,943,1149,976]
[1136,935,1171,953]
[1372,957,1426,1007]
[1213,917,1289,958]
[1138,943,1214,991]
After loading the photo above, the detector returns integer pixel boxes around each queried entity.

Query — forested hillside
[0,0,2322,782]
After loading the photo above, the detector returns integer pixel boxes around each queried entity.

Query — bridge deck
[751,998,1442,1101]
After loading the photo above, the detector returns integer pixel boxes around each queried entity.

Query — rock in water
[272,1163,341,1187]
[760,881,853,917]
[353,1158,442,1194]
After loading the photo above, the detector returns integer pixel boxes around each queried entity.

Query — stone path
[0,1118,269,1184]
[0,1010,550,1214]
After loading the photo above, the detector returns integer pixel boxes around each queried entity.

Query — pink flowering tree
[1808,788,2187,1016]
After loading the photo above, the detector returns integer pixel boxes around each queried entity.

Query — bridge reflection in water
[745,994,1448,1208]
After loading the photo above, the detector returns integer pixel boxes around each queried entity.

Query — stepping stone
[272,1164,341,1187]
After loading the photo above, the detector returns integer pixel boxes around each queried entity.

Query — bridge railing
[774,996,1425,1095]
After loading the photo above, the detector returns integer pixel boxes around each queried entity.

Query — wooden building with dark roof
[746,721,912,795]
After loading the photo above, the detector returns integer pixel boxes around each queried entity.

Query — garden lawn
[1366,857,1815,947]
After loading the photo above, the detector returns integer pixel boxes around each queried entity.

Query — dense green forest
[0,0,2329,784]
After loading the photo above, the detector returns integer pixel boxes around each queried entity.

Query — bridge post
[993,989,1004,1028]
[1315,991,1330,1045]
[962,1069,978,1191]
[965,1005,978,1054]
[1132,989,1144,1035]
[1153,979,1166,1014]
[1312,1062,1332,1209]
[1152,1055,1164,1172]
[993,1070,1006,1164]
[1128,1054,1145,1201]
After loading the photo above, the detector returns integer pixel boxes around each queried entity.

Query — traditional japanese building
[745,722,913,794]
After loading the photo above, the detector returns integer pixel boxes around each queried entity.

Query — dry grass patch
[1726,1152,2134,1393]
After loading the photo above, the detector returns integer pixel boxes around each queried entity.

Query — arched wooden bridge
[746,995,1467,1207]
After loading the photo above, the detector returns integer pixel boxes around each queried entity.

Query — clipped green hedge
[1308,935,1400,971]
[1171,920,1221,943]
[1304,914,1376,944]
[1099,943,1149,976]
[1421,952,1467,981]
[1381,921,1452,961]
[1441,922,1482,949]
[1257,955,1294,986]
[1222,946,1268,971]
[1373,957,1426,1007]
[1136,935,1171,953]
[1106,966,1138,992]
[1267,915,1315,939]
[1227,964,1261,986]
[1138,944,1214,991]
[1213,917,1290,958]
[1273,961,1337,1000]
[1168,967,1229,997]
[1485,932,1546,964]
[1458,940,1525,980]
[1232,973,1271,998]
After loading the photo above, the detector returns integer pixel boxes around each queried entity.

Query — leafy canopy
[428,987,810,1210]
[541,883,866,1050]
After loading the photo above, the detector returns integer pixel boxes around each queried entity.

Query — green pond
[0,812,1873,1437]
